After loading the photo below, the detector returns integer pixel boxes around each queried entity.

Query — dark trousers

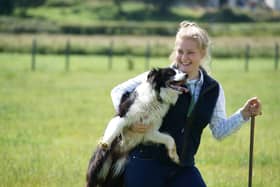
[124,156,207,187]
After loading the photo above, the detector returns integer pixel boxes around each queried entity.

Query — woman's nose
[182,53,189,61]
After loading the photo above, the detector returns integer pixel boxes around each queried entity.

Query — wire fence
[30,38,279,72]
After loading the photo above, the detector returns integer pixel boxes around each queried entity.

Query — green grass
[0,53,279,187]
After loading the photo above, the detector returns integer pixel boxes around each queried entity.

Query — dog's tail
[86,136,122,187]
[86,145,110,187]
[98,155,126,187]
[112,157,127,177]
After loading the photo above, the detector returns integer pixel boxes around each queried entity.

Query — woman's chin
[178,66,191,74]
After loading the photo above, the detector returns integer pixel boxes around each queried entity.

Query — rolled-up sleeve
[209,84,248,140]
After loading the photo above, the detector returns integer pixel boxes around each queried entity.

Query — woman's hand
[241,97,262,120]
[130,123,151,133]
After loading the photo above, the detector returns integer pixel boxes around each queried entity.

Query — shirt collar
[186,70,204,86]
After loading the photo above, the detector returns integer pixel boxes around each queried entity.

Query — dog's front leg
[100,116,126,149]
[144,131,179,164]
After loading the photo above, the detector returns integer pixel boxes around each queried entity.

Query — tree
[0,0,15,15]
[15,0,47,16]
[219,0,229,8]
[143,0,176,14]
[113,0,124,15]
[0,0,46,16]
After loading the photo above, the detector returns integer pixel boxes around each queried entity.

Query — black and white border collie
[86,67,188,187]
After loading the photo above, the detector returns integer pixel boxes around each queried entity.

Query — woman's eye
[177,50,183,54]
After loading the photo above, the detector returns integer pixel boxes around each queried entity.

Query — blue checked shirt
[111,70,248,140]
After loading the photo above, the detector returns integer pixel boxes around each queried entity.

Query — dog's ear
[147,68,158,83]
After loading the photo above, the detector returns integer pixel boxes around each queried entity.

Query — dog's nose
[184,74,188,79]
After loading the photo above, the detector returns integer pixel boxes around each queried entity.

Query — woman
[110,21,262,187]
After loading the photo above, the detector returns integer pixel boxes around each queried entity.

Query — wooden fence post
[65,39,70,72]
[245,44,250,72]
[127,54,134,71]
[31,37,36,71]
[275,43,279,71]
[145,41,151,70]
[108,40,113,70]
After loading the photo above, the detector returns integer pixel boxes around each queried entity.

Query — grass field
[0,53,279,187]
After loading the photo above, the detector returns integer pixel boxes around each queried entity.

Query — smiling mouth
[181,62,191,66]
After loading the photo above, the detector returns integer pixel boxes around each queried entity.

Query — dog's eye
[166,70,175,76]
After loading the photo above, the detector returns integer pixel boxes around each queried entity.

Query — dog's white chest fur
[124,82,171,129]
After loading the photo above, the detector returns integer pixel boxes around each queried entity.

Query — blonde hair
[170,21,211,72]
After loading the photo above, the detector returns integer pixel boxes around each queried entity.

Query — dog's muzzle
[166,80,189,93]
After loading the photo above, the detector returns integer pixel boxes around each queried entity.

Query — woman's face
[175,37,205,79]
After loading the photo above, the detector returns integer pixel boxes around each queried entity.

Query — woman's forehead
[175,38,200,50]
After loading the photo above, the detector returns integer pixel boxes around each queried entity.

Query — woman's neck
[188,71,200,81]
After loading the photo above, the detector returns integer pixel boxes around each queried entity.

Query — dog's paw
[168,147,180,164]
[98,141,110,150]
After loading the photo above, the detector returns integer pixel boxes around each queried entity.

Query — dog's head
[147,67,188,103]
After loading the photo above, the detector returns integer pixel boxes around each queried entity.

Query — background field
[1,34,280,58]
[0,53,279,187]
[1,0,280,186]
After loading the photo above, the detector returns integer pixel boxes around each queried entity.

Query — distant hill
[0,1,280,36]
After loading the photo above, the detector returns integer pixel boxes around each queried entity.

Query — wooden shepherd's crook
[248,116,255,187]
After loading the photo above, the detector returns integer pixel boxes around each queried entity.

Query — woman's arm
[111,71,148,113]
[209,84,248,140]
